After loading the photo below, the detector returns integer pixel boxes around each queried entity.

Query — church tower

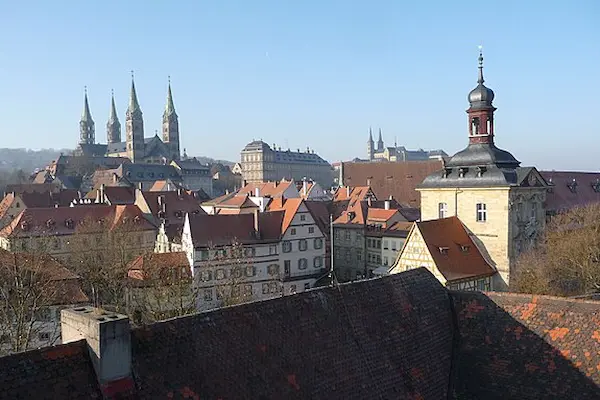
[377,128,384,151]
[416,48,547,290]
[126,73,145,163]
[79,87,95,145]
[106,90,121,144]
[367,127,374,161]
[162,77,180,161]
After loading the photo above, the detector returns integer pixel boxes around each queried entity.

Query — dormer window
[65,218,74,229]
[46,219,55,229]
[460,245,470,253]
[476,166,486,177]
[21,221,30,231]
[174,210,183,218]
[459,168,468,178]
[443,168,451,178]
[567,179,577,193]
[438,247,449,255]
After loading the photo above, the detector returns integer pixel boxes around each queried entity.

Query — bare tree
[211,240,256,307]
[512,203,600,296]
[67,214,147,312]
[0,245,68,355]
[126,252,199,325]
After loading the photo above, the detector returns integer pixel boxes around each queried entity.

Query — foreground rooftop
[0,268,598,399]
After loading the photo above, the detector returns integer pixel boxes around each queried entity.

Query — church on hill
[75,74,181,164]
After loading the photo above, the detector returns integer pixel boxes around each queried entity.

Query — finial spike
[131,70,134,79]
[84,85,87,95]
[111,88,114,97]
[477,45,484,84]
[168,75,171,85]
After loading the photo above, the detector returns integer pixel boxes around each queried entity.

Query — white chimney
[384,200,390,210]
[255,187,260,197]
[302,178,308,196]
[253,209,260,238]
[346,186,350,197]
[367,197,372,207]
[61,307,132,397]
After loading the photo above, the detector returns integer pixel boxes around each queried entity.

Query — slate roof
[0,269,600,399]
[130,268,453,399]
[140,190,205,222]
[15,190,81,208]
[85,185,136,204]
[541,170,600,213]
[415,217,496,282]
[341,160,443,207]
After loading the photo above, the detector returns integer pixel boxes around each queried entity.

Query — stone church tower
[417,49,547,290]
[126,74,145,163]
[106,90,121,144]
[367,127,374,161]
[377,128,384,151]
[162,78,180,161]
[79,87,95,145]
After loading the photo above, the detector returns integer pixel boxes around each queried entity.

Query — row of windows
[367,238,381,249]
[199,257,324,282]
[282,238,323,253]
[289,224,316,235]
[203,281,313,302]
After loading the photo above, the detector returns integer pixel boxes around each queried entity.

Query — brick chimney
[253,209,260,239]
[61,307,134,398]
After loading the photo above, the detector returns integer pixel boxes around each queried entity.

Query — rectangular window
[298,258,308,270]
[269,245,277,255]
[313,256,322,268]
[304,283,310,291]
[282,241,292,253]
[299,239,308,251]
[308,226,314,234]
[199,250,208,261]
[291,228,297,235]
[201,270,213,281]
[344,231,350,240]
[203,289,213,301]
[438,202,448,219]
[391,241,397,251]
[38,332,50,342]
[244,284,252,296]
[384,256,388,266]
[267,264,280,276]
[245,265,255,277]
[383,240,389,250]
[215,269,225,280]
[476,203,487,222]
[314,238,323,249]
[357,250,362,261]
[284,260,291,277]
[300,215,306,221]
[262,283,269,294]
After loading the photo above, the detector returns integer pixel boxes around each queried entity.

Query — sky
[0,1,598,170]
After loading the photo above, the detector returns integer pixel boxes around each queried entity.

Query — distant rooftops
[242,140,329,165]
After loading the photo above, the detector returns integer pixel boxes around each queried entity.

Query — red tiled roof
[0,204,157,238]
[266,197,304,234]
[141,190,206,222]
[385,221,413,237]
[332,186,373,203]
[187,211,284,247]
[127,252,190,280]
[540,171,600,213]
[341,160,444,207]
[237,180,297,198]
[0,249,89,305]
[415,217,496,282]
[367,208,399,222]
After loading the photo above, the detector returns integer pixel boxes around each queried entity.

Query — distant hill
[191,156,235,167]
[0,148,70,173]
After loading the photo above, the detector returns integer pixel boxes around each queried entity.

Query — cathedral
[76,74,181,164]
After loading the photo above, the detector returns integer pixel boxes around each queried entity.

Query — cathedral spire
[162,76,180,161]
[163,76,177,120]
[79,86,95,145]
[128,71,141,115]
[368,127,373,142]
[377,128,384,151]
[106,89,121,144]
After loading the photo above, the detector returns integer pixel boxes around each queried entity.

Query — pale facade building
[409,50,548,290]
[240,140,333,188]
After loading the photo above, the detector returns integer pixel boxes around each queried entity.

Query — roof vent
[21,221,30,231]
[438,246,449,254]
[592,179,600,193]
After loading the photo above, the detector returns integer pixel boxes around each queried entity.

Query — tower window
[438,202,448,219]
[476,203,487,222]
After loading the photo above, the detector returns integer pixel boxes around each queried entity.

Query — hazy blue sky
[0,1,598,169]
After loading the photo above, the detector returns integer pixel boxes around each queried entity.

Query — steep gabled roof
[85,185,135,204]
[415,217,496,282]
[237,180,298,198]
[342,160,444,207]
[187,212,284,247]
[140,190,205,222]
[266,197,304,234]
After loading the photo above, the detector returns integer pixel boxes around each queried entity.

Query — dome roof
[467,50,495,110]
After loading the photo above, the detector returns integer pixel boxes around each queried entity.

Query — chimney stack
[302,177,308,197]
[255,187,260,197]
[367,197,372,207]
[242,179,247,187]
[384,200,390,210]
[253,209,260,238]
[61,307,134,397]
[137,182,143,190]
[366,178,372,187]
[346,186,350,197]
[177,188,182,198]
